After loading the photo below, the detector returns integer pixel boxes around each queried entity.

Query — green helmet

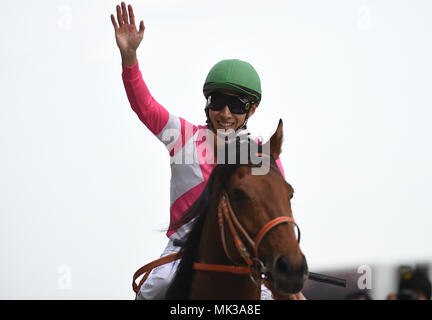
[203,59,262,104]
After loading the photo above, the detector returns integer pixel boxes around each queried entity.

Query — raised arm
[111,2,145,66]
[111,2,170,137]
[110,3,198,152]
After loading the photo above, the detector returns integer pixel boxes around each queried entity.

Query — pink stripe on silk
[196,126,216,181]
[167,181,207,237]
[169,118,198,156]
[275,159,285,178]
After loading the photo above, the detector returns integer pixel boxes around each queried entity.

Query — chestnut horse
[165,120,308,299]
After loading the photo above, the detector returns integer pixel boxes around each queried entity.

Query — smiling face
[207,91,258,132]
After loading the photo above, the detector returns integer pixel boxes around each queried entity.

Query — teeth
[218,121,234,128]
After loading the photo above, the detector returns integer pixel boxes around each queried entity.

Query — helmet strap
[237,108,251,130]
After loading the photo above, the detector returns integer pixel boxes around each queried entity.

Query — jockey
[111,3,286,300]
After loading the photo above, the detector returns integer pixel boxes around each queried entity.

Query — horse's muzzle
[271,254,308,295]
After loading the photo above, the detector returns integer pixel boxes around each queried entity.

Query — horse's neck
[189,204,260,299]
[196,204,231,264]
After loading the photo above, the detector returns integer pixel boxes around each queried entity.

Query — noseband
[193,191,301,285]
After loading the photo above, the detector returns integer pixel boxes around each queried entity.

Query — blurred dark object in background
[396,265,431,300]
[344,290,372,300]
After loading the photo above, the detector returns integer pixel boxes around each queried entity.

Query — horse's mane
[164,164,237,299]
[165,138,280,299]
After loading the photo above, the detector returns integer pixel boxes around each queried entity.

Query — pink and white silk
[122,62,285,239]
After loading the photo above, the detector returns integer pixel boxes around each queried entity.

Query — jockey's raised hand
[111,2,145,66]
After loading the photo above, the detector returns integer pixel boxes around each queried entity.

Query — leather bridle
[193,190,301,285]
[133,188,348,296]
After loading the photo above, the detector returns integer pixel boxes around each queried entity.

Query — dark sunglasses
[206,92,253,114]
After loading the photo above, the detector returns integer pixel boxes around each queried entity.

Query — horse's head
[223,119,308,295]
[166,119,308,299]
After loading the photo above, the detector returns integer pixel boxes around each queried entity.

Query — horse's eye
[232,188,248,203]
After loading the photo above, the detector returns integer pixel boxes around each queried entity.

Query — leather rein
[193,190,301,285]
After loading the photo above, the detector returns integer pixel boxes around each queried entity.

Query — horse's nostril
[272,255,307,295]
[275,255,292,275]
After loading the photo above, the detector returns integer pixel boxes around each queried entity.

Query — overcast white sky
[0,0,431,299]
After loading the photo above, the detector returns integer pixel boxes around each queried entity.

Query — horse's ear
[263,119,283,160]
